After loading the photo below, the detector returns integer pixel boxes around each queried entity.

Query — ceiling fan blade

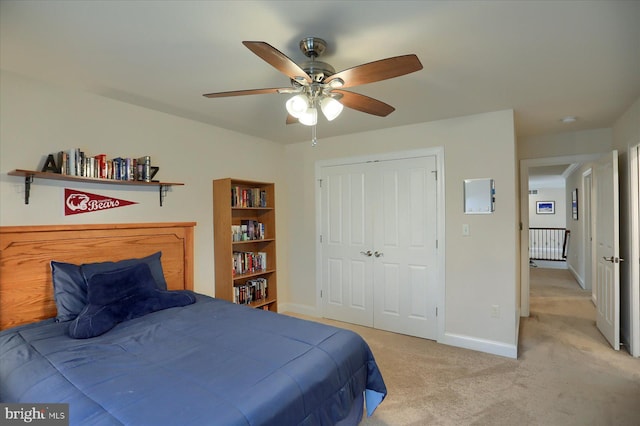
[286,114,298,125]
[243,41,312,84]
[326,54,423,89]
[203,88,285,98]
[334,90,395,117]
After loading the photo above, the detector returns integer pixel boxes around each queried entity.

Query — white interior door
[372,157,438,339]
[594,151,620,350]
[321,163,374,327]
[320,155,439,340]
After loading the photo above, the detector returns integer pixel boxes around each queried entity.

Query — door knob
[374,251,384,258]
[360,250,372,257]
[602,256,624,263]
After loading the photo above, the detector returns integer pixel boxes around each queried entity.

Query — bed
[0,223,386,425]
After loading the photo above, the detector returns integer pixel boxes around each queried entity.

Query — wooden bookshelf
[213,178,277,311]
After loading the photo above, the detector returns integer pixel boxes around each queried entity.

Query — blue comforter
[0,294,386,425]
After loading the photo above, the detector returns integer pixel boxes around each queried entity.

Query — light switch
[462,224,470,236]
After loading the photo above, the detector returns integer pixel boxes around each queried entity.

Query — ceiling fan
[203,37,423,132]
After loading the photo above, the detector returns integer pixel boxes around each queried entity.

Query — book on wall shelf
[213,178,277,311]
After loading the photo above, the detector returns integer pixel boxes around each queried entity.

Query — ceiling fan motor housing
[298,38,335,83]
[299,37,327,58]
[300,60,335,83]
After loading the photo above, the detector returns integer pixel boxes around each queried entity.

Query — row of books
[51,149,153,181]
[234,278,268,305]
[232,221,265,242]
[232,251,267,276]
[231,186,267,208]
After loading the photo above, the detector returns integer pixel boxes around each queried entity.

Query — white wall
[283,110,520,357]
[0,71,286,296]
[564,163,595,287]
[519,128,613,159]
[528,187,566,228]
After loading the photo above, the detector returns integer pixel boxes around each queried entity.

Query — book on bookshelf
[232,251,267,276]
[232,221,265,241]
[233,277,268,305]
[52,149,154,182]
[231,186,267,208]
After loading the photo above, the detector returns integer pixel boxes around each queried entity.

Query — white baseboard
[281,304,518,359]
[278,302,320,317]
[567,263,586,289]
[531,260,567,269]
[441,332,518,359]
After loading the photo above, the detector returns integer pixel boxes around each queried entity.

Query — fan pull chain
[311,125,318,147]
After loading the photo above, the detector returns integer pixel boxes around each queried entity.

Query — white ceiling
[1,1,639,146]
[529,163,575,189]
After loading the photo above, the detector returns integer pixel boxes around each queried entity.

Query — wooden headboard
[0,222,196,330]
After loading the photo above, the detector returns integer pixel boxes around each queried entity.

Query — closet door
[321,163,375,327]
[320,155,439,340]
[372,156,438,339]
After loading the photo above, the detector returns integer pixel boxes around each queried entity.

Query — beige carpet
[288,268,640,425]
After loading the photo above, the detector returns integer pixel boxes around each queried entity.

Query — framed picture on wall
[572,189,578,220]
[536,201,555,214]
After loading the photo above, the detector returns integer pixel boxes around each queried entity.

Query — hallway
[523,267,604,355]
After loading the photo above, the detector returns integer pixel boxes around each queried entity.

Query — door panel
[373,156,438,339]
[594,151,620,350]
[381,263,400,315]
[322,164,374,327]
[408,265,429,319]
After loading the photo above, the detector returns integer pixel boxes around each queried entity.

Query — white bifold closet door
[320,155,438,340]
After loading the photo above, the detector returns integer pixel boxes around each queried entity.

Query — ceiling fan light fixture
[286,94,309,118]
[320,96,343,121]
[298,106,318,126]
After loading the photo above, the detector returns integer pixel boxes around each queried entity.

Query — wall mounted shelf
[8,169,184,206]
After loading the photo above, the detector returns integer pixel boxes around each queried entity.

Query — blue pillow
[81,251,168,291]
[50,261,86,322]
[68,262,195,339]
[51,251,168,322]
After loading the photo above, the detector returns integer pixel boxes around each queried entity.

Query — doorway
[521,152,626,352]
[519,154,603,317]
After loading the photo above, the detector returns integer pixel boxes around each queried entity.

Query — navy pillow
[51,251,168,322]
[68,262,195,339]
[81,251,168,291]
[50,261,86,322]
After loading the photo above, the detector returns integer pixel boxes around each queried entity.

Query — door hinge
[320,235,323,243]
[319,179,323,188]
[320,290,323,298]
[436,239,438,249]
[436,307,438,317]
[432,170,437,180]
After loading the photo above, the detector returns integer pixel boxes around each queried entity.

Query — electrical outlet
[490,305,500,318]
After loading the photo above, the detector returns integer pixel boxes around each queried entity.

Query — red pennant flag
[64,188,138,216]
